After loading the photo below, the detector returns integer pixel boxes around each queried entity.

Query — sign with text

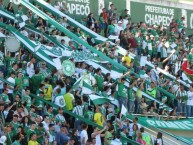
[130,2,193,34]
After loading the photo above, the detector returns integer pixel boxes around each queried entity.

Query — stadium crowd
[0,0,192,145]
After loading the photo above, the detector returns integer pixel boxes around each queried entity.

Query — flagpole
[162,50,176,64]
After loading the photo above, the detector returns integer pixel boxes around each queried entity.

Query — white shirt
[0,80,3,89]
[55,114,66,123]
[115,25,123,36]
[54,95,66,107]
[52,85,60,101]
[26,62,35,78]
[75,68,82,77]
[156,138,163,145]
[21,30,28,37]
[122,19,128,29]
[7,77,15,94]
[42,121,49,131]
[91,133,101,145]
[80,130,88,145]
[111,138,122,145]
[187,91,193,106]
[157,42,163,52]
[54,5,60,10]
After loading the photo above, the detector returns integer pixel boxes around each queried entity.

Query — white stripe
[0,10,15,20]
[21,0,48,21]
[12,32,55,67]
[36,51,55,66]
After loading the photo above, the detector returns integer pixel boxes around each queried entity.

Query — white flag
[121,104,127,116]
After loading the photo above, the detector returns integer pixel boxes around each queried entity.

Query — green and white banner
[132,116,193,130]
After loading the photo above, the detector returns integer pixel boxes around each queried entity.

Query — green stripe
[91,98,109,105]
[25,25,65,49]
[83,81,94,91]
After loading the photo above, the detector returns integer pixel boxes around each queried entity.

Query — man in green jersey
[12,133,23,145]
[120,125,128,145]
[1,88,10,104]
[22,88,32,111]
[27,122,36,141]
[30,69,43,94]
[35,123,45,145]
[10,115,21,135]
[94,68,104,92]
[7,63,18,77]
[128,80,137,113]
[117,71,130,108]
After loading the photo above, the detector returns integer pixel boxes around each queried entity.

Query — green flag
[82,81,94,95]
[89,94,111,105]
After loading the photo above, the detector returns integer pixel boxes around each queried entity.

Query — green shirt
[95,74,104,92]
[151,29,158,37]
[140,27,147,35]
[188,53,193,62]
[146,88,157,98]
[15,77,23,90]
[84,111,94,120]
[10,121,21,134]
[7,68,17,77]
[34,97,44,108]
[17,10,23,16]
[177,19,184,29]
[22,95,32,108]
[135,37,142,48]
[12,140,21,145]
[64,93,74,111]
[104,131,113,145]
[120,132,127,145]
[99,16,104,23]
[152,41,157,54]
[46,112,55,121]
[6,56,18,69]
[30,74,43,92]
[117,81,127,98]
[35,128,45,144]
[27,129,36,140]
[170,31,176,42]
[142,132,151,145]
[128,88,134,101]
[108,24,115,34]
[6,132,14,145]
[82,102,89,114]
[1,93,9,103]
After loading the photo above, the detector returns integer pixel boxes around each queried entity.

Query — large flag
[82,81,94,95]
[121,104,127,116]
[89,94,111,105]
[72,77,82,90]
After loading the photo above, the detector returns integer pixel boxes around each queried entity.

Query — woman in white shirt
[91,126,106,145]
[155,132,163,145]
[80,124,88,145]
